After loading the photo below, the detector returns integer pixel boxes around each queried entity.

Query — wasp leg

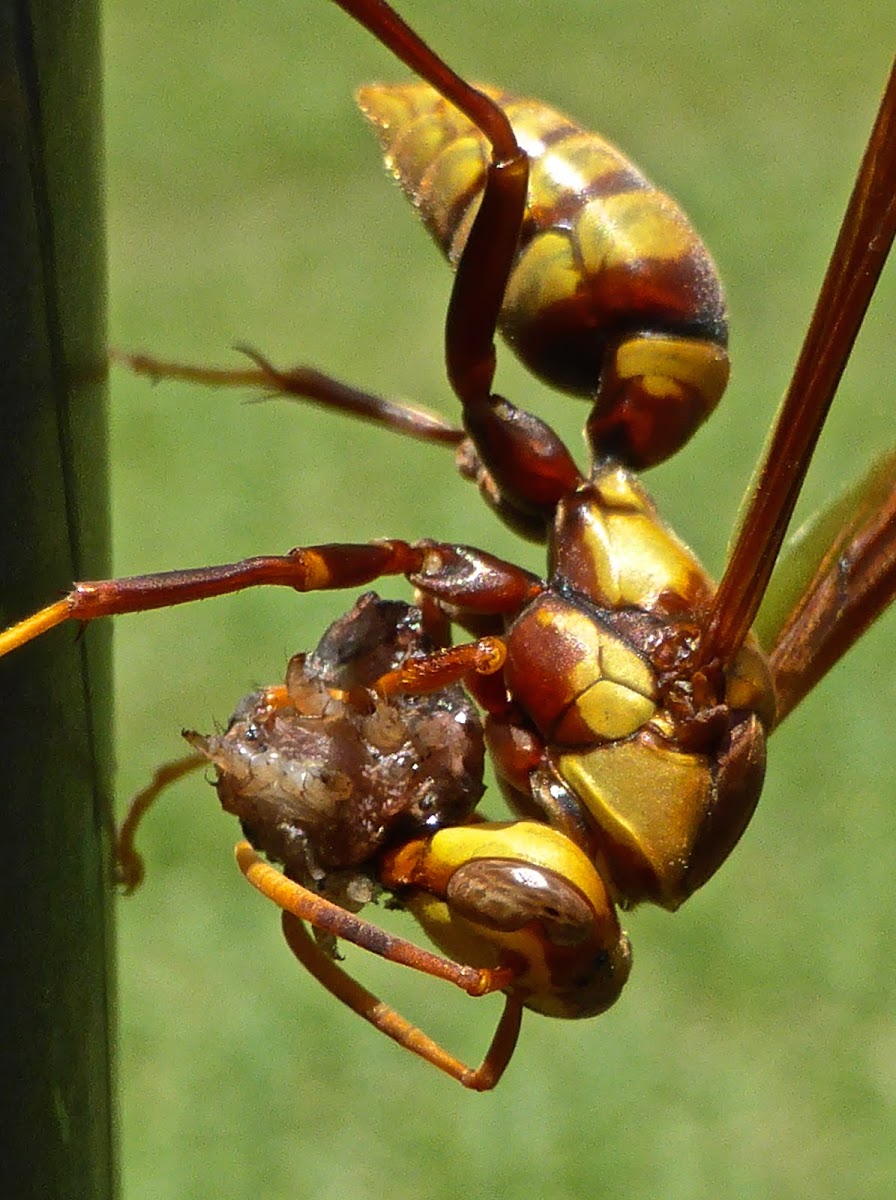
[0,541,540,656]
[113,347,465,449]
[236,841,516,997]
[369,636,505,697]
[324,635,507,713]
[0,599,73,655]
[280,911,523,1091]
[759,449,896,725]
[115,752,206,893]
[115,331,576,545]
[412,590,455,646]
[337,1,583,535]
[445,164,586,539]
[0,543,415,654]
[441,90,584,537]
[116,1,584,540]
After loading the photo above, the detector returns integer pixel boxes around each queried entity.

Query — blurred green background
[101,2,893,1197]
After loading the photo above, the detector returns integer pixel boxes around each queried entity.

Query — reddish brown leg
[413,590,454,647]
[336,0,584,532]
[0,541,541,656]
[118,3,584,541]
[279,911,524,1091]
[371,637,506,697]
[236,841,516,998]
[115,752,206,892]
[113,347,465,448]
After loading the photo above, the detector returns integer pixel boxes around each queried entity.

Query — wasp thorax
[504,591,658,746]
[550,468,715,614]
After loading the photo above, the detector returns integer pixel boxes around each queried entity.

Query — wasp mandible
[2,0,894,1089]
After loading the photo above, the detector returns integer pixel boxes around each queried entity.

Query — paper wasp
[2,0,893,1095]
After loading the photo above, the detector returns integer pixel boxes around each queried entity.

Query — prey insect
[1,1,894,1089]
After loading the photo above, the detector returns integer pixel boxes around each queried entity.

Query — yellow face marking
[544,606,655,699]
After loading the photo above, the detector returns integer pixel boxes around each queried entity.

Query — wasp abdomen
[358,81,729,467]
